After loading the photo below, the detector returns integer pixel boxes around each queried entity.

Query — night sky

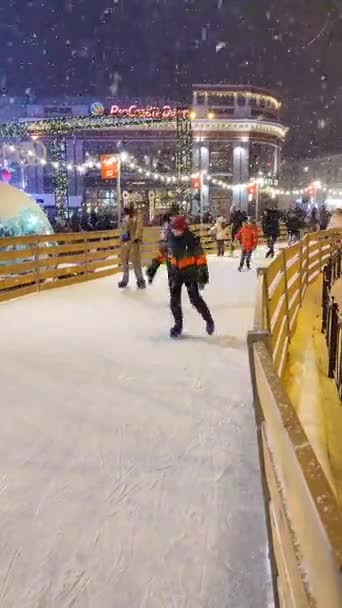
[0,1,341,156]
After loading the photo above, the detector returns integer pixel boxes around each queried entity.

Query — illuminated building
[0,85,286,218]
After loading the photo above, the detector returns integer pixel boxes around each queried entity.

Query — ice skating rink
[0,256,272,607]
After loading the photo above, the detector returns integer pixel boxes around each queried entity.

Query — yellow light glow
[190,111,197,120]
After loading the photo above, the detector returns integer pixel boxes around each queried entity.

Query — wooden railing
[0,227,159,303]
[248,230,342,607]
[0,222,323,304]
[256,231,333,378]
[0,221,279,303]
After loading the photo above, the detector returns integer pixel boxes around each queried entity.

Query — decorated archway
[0,113,192,219]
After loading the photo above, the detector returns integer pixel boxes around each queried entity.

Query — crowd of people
[209,203,332,265]
[47,201,334,339]
[51,209,118,234]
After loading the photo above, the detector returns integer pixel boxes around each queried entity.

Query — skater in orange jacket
[236,219,258,271]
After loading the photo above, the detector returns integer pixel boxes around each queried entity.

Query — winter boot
[137,278,146,289]
[170,322,183,338]
[146,268,153,284]
[206,319,215,336]
[118,280,128,288]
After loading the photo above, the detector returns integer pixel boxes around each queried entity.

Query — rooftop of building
[192,83,281,99]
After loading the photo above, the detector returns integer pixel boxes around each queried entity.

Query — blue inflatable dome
[0,183,53,238]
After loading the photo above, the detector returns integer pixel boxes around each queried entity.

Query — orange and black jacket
[147,229,209,286]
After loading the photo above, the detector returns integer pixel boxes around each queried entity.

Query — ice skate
[118,280,128,288]
[206,319,215,335]
[170,322,183,338]
[137,279,146,289]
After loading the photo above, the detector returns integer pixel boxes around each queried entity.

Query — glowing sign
[100,155,120,180]
[91,102,105,116]
[109,105,188,119]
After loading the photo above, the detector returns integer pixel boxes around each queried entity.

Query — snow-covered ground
[0,256,272,608]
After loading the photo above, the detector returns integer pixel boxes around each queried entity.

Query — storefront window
[209,143,233,173]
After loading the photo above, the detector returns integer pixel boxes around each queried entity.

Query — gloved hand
[198,266,209,286]
[198,283,205,291]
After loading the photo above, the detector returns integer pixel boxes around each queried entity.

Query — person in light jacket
[118,206,146,289]
[211,216,227,256]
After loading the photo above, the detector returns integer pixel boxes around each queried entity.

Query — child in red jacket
[236,219,257,271]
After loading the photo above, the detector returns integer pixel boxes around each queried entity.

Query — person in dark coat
[262,209,280,258]
[319,204,330,230]
[229,208,247,254]
[147,215,214,338]
[70,211,80,233]
[286,210,303,244]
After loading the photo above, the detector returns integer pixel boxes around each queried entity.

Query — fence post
[282,249,291,340]
[84,234,89,281]
[262,268,272,335]
[328,300,339,378]
[34,239,40,292]
[306,234,310,286]
[299,239,303,305]
[247,330,280,608]
[321,262,331,333]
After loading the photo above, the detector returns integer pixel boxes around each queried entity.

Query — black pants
[239,249,252,269]
[266,235,276,258]
[170,281,213,327]
[217,239,225,256]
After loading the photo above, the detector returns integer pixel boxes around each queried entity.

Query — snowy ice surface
[0,257,272,608]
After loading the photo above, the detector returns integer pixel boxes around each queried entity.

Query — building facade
[0,85,286,219]
[191,84,286,214]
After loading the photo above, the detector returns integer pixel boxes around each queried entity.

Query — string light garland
[0,115,181,139]
[2,145,342,199]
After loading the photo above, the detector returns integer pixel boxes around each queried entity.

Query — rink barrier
[0,227,160,302]
[0,221,291,302]
[248,229,342,608]
[0,222,318,303]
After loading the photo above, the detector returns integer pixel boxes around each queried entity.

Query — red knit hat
[171,215,187,232]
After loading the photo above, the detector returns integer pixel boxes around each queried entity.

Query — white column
[192,140,210,216]
[192,140,200,174]
[273,145,281,178]
[232,141,249,211]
